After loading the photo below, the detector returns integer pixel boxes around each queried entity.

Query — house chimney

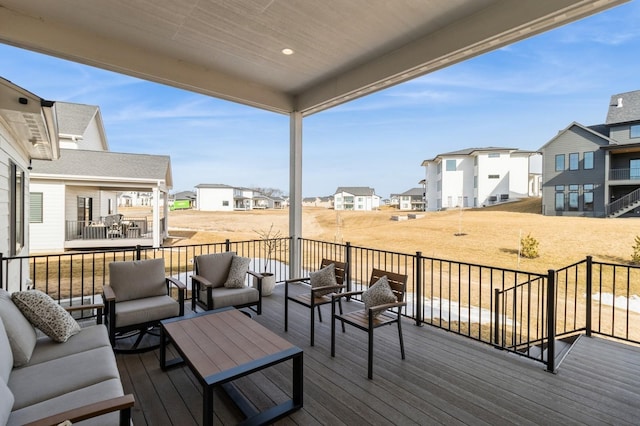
[617,97,623,108]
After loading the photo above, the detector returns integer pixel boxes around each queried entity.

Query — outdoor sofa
[0,288,133,425]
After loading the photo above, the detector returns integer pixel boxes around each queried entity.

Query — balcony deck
[116,283,640,425]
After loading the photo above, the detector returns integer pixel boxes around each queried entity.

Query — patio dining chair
[284,259,347,346]
[331,268,408,379]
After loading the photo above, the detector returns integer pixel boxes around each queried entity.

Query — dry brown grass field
[154,198,640,274]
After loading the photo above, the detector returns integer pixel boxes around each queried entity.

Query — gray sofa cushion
[7,378,123,426]
[114,295,179,328]
[0,316,13,383]
[0,289,37,367]
[0,380,13,426]
[9,346,120,410]
[209,287,259,310]
[109,258,167,301]
[27,325,110,367]
[195,252,235,290]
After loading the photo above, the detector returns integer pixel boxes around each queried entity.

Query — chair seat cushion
[362,275,396,318]
[11,290,81,343]
[7,378,123,426]
[309,263,337,296]
[114,295,179,328]
[209,287,259,310]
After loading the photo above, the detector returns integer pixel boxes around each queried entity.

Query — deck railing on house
[64,218,155,241]
[606,187,640,216]
[1,240,638,372]
[608,167,640,180]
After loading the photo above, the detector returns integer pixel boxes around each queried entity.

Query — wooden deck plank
[114,284,640,425]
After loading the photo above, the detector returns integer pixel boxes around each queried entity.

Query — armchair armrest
[247,270,263,294]
[246,270,263,279]
[166,277,186,316]
[24,394,135,426]
[333,290,364,300]
[102,285,116,302]
[368,301,407,316]
[311,284,345,295]
[166,276,186,290]
[284,277,310,285]
[65,303,104,325]
[191,274,213,288]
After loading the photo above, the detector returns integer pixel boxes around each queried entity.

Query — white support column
[604,151,610,216]
[152,186,161,247]
[162,189,169,239]
[289,111,303,278]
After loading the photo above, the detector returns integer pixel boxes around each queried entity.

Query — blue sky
[2,1,640,198]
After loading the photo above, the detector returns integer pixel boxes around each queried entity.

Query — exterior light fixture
[281,48,294,55]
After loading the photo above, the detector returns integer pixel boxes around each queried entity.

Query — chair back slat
[369,268,407,302]
[320,258,347,285]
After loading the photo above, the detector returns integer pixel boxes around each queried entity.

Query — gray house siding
[541,126,607,217]
[609,124,640,145]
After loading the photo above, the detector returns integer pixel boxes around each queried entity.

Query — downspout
[289,111,303,278]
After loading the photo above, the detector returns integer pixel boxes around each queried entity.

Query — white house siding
[197,187,234,211]
[334,191,380,211]
[65,186,103,221]
[29,181,66,253]
[425,162,439,211]
[82,118,105,151]
[476,153,512,205]
[0,122,31,290]
[508,155,531,197]
[99,190,118,217]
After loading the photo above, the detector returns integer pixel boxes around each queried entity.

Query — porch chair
[191,251,263,315]
[103,258,185,352]
[331,268,408,379]
[284,258,348,346]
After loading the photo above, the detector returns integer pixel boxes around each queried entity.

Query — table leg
[159,326,166,370]
[293,352,303,407]
[203,385,213,426]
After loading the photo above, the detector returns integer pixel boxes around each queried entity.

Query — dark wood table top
[162,309,297,382]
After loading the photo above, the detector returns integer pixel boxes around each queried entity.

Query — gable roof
[56,102,98,136]
[195,183,233,189]
[335,187,377,196]
[421,147,523,165]
[400,188,424,196]
[539,121,615,151]
[31,149,172,187]
[606,90,640,126]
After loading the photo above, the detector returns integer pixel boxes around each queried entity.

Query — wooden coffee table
[160,307,303,426]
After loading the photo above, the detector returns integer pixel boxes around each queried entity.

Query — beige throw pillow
[223,256,251,288]
[309,263,338,297]
[12,290,81,343]
[361,276,397,318]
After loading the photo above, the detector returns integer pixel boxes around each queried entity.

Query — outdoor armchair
[191,251,263,315]
[103,258,185,352]
[284,258,347,346]
[331,268,408,379]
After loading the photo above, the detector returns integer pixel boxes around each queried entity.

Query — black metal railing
[2,238,638,372]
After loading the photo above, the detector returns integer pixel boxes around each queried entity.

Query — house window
[77,196,93,225]
[446,159,456,171]
[488,153,500,158]
[630,124,640,138]
[30,192,43,223]
[584,184,594,211]
[568,184,579,210]
[555,185,565,211]
[488,174,499,179]
[222,200,229,206]
[569,153,579,170]
[584,151,594,170]
[555,154,565,171]
[630,159,640,179]
[9,162,25,256]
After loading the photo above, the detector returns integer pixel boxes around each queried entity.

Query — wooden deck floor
[116,283,640,425]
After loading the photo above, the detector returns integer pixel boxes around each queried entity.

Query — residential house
[0,77,58,290]
[396,187,426,211]
[169,190,196,210]
[196,184,254,211]
[28,102,172,252]
[30,149,172,252]
[333,187,380,211]
[421,147,540,211]
[119,191,152,207]
[302,196,332,208]
[540,90,640,218]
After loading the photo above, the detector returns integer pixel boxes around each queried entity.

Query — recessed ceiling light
[282,48,294,55]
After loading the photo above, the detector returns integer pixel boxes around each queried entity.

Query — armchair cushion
[113,295,180,328]
[0,289,36,367]
[195,252,235,289]
[224,256,251,288]
[109,258,167,301]
[309,262,337,296]
[361,275,396,318]
[11,290,80,343]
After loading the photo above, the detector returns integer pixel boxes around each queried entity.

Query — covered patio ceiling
[0,0,628,116]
